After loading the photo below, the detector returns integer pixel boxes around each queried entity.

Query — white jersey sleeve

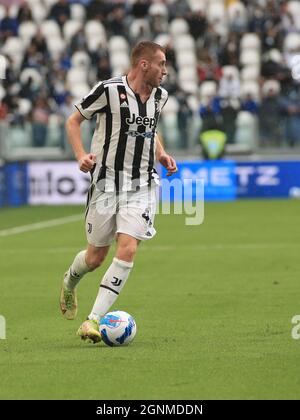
[75,82,107,120]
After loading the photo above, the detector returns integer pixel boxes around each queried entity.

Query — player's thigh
[85,191,117,247]
[116,186,157,241]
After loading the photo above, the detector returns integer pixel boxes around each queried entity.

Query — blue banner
[236,161,300,198]
[161,161,236,201]
[161,160,300,201]
[2,163,28,207]
[0,164,5,207]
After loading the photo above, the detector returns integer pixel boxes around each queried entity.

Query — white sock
[88,258,133,322]
[64,250,90,290]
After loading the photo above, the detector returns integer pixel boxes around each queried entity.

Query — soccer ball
[99,310,137,347]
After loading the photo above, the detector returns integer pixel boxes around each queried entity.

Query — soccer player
[60,41,177,343]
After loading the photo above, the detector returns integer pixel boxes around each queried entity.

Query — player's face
[145,50,167,88]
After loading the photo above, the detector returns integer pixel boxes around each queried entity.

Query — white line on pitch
[0,243,294,252]
[0,214,83,237]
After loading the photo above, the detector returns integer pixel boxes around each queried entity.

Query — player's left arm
[155,133,177,177]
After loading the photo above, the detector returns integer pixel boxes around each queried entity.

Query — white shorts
[85,185,157,247]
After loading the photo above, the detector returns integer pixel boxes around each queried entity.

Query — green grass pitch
[0,200,300,400]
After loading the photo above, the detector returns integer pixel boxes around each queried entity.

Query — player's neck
[126,71,153,99]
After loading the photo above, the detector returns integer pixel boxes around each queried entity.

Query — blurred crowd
[0,0,300,152]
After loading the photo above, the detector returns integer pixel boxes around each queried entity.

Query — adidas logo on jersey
[120,102,129,108]
[126,113,157,129]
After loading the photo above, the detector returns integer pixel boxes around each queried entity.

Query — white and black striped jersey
[75,75,168,192]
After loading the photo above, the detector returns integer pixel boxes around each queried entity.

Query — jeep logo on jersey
[126,113,156,128]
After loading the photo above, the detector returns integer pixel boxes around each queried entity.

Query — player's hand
[78,153,96,173]
[159,154,178,177]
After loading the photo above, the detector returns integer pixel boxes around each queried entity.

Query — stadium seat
[87,36,107,52]
[149,3,169,17]
[67,68,88,85]
[31,3,48,24]
[227,1,247,21]
[20,68,42,87]
[19,21,38,47]
[69,82,90,102]
[160,95,180,147]
[178,80,199,95]
[287,1,300,29]
[241,81,260,101]
[71,51,91,69]
[43,0,58,9]
[173,34,195,51]
[154,34,172,48]
[71,3,86,23]
[169,18,189,37]
[267,48,282,63]
[8,4,19,18]
[240,65,260,82]
[235,111,258,148]
[129,18,151,41]
[110,52,130,73]
[199,81,218,99]
[40,20,61,39]
[2,37,24,57]
[187,95,200,113]
[178,67,198,84]
[262,79,281,97]
[111,67,125,78]
[240,33,261,51]
[108,36,129,54]
[187,0,206,12]
[8,124,33,149]
[284,33,300,52]
[240,50,261,67]
[84,20,106,42]
[0,5,5,20]
[63,20,82,43]
[46,37,66,59]
[176,51,197,68]
[2,37,24,70]
[18,98,32,116]
[222,65,240,80]
[46,114,62,147]
[207,2,226,23]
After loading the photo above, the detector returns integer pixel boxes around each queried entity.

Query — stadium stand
[0,0,300,159]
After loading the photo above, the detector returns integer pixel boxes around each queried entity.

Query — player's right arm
[65,110,96,173]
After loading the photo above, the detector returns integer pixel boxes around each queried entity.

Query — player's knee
[117,244,137,262]
[86,254,106,271]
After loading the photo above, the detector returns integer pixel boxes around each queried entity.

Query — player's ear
[140,59,148,71]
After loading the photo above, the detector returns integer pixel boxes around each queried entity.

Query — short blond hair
[131,41,166,67]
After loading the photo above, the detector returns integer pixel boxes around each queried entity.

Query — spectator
[0,7,18,40]
[218,32,240,67]
[49,0,71,28]
[177,90,193,149]
[31,97,51,147]
[108,6,127,37]
[241,93,259,115]
[199,95,223,132]
[259,81,283,146]
[187,10,207,41]
[97,56,112,81]
[281,87,300,146]
[87,0,110,22]
[219,98,240,143]
[131,0,150,19]
[218,73,241,99]
[197,52,222,83]
[17,2,33,23]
